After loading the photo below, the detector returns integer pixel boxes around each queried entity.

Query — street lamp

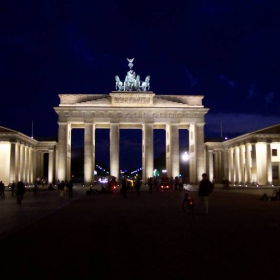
[182,152,189,162]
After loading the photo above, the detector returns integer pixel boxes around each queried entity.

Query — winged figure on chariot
[115,58,150,92]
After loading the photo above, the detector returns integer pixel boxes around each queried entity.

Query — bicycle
[182,190,195,225]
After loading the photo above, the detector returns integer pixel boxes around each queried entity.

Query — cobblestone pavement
[1,185,280,280]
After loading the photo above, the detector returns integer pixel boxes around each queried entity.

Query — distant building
[205,124,280,186]
[0,126,57,186]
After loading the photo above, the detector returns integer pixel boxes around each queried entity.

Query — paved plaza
[1,185,280,279]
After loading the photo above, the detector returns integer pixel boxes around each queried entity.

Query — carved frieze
[110,92,155,106]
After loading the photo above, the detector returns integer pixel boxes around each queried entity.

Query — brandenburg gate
[54,59,209,184]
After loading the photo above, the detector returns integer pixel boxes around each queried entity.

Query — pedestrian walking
[170,177,174,190]
[135,177,141,197]
[0,181,5,198]
[174,176,179,191]
[59,180,65,198]
[198,173,214,214]
[122,175,127,198]
[148,177,153,193]
[16,181,25,205]
[67,180,74,198]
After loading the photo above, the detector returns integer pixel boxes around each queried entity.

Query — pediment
[58,93,204,108]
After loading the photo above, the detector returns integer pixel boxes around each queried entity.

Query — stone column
[166,124,179,178]
[234,146,240,184]
[256,142,267,185]
[267,143,272,184]
[84,123,95,186]
[142,123,154,183]
[48,149,54,184]
[223,148,229,181]
[15,143,20,182]
[110,123,119,179]
[9,142,16,183]
[28,146,32,184]
[54,145,58,183]
[251,144,257,183]
[19,143,25,181]
[30,147,35,184]
[189,123,205,183]
[40,152,44,179]
[218,151,222,182]
[245,143,251,184]
[35,151,41,180]
[229,147,234,183]
[214,151,219,182]
[57,122,71,181]
[24,146,29,183]
[240,144,245,184]
[208,149,214,181]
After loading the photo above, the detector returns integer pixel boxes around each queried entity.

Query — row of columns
[208,142,273,185]
[8,142,56,185]
[57,122,206,185]
[9,142,35,184]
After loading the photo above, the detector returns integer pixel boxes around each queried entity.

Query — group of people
[121,175,141,198]
[2,173,214,213]
[4,180,26,205]
[119,173,214,215]
[57,180,74,198]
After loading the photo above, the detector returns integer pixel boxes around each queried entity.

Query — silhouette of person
[148,177,153,193]
[59,181,65,198]
[67,180,74,198]
[135,177,141,197]
[0,181,5,197]
[198,173,214,214]
[16,181,25,205]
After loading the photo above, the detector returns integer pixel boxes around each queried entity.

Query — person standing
[0,181,5,198]
[174,176,179,191]
[122,175,127,198]
[148,177,153,193]
[16,181,25,205]
[59,180,65,198]
[135,177,141,197]
[198,173,214,214]
[67,180,74,198]
[11,181,16,196]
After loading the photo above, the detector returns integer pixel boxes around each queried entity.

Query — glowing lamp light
[182,152,189,161]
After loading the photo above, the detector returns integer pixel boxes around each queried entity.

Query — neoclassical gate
[54,91,209,184]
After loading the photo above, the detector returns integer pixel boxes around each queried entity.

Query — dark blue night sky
[1,0,280,169]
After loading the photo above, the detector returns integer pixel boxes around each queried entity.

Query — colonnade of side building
[206,128,280,185]
[0,127,57,186]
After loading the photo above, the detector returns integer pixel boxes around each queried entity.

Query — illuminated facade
[0,126,57,186]
[205,124,280,185]
[54,92,209,185]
